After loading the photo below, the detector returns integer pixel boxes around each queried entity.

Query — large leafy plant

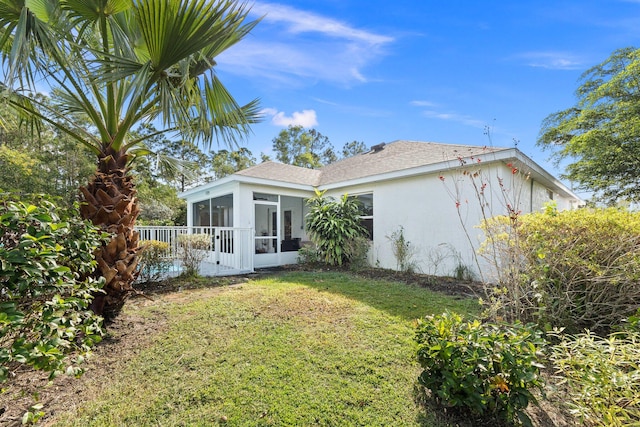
[0,197,106,382]
[305,189,368,266]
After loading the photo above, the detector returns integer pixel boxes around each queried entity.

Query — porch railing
[135,226,254,275]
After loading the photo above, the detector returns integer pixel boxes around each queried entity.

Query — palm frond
[0,83,42,133]
[199,74,262,145]
[7,92,101,154]
[1,0,262,163]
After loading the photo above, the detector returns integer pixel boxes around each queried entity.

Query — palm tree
[0,0,261,316]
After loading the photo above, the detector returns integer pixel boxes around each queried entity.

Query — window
[192,194,233,227]
[253,192,278,202]
[351,193,373,240]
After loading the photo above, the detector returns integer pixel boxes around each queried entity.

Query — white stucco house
[179,140,582,277]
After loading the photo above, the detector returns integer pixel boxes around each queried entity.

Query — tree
[341,140,367,158]
[133,123,210,193]
[272,125,337,168]
[538,47,640,203]
[136,179,185,225]
[260,152,271,163]
[0,107,95,206]
[0,0,261,315]
[210,147,256,179]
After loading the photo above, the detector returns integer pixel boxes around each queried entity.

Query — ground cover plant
[550,331,640,426]
[6,271,478,426]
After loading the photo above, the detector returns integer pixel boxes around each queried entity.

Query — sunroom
[180,172,314,270]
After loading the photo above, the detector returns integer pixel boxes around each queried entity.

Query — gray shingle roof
[318,140,508,185]
[234,140,510,187]
[235,160,323,185]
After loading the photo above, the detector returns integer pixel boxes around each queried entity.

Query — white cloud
[410,100,439,108]
[217,2,394,85]
[251,3,392,45]
[421,110,486,128]
[262,108,318,127]
[514,51,584,70]
[411,100,486,128]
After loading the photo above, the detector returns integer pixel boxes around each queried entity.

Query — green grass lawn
[51,271,479,427]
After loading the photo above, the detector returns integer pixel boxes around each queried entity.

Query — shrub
[297,242,323,266]
[415,311,545,426]
[386,226,419,273]
[137,240,172,283]
[177,233,210,276]
[481,207,640,333]
[624,308,640,333]
[550,331,640,426]
[346,235,371,272]
[0,198,106,382]
[305,189,368,266]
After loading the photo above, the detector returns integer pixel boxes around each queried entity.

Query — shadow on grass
[133,274,247,297]
[265,269,479,322]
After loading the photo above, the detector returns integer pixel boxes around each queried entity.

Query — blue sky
[214,0,640,188]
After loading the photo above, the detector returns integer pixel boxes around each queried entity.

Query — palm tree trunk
[79,148,141,318]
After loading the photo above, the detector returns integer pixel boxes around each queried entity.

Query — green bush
[550,331,640,426]
[177,233,210,276]
[481,208,640,333]
[0,198,106,382]
[345,235,371,272]
[305,189,368,266]
[415,311,545,426]
[297,242,323,266]
[624,308,640,332]
[137,240,172,283]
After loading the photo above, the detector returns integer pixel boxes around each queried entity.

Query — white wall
[326,162,570,281]
[182,161,579,276]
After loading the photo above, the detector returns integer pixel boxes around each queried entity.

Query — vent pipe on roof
[370,142,386,153]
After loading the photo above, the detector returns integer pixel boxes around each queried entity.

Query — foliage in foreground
[0,198,105,383]
[415,311,545,426]
[550,331,640,426]
[1,0,261,314]
[481,207,640,334]
[305,189,368,266]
